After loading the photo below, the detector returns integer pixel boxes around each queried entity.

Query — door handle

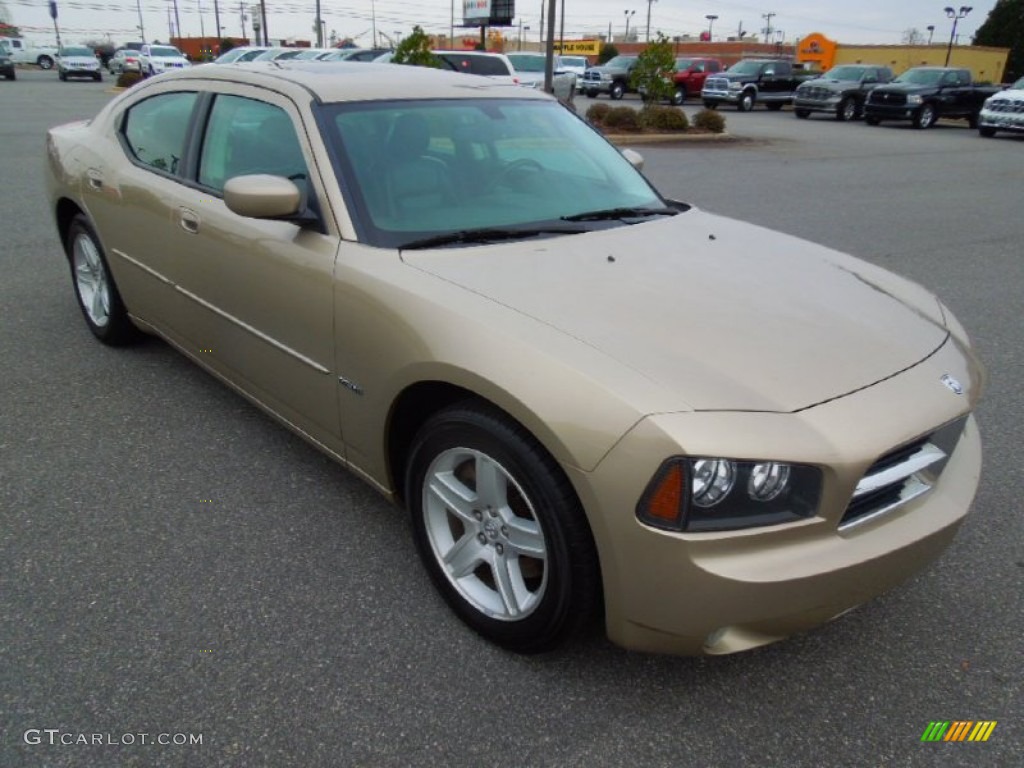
[179,208,200,234]
[86,169,104,190]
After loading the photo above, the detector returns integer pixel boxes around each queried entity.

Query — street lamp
[705,14,717,41]
[518,21,530,51]
[943,6,971,66]
[926,25,935,44]
[624,10,635,41]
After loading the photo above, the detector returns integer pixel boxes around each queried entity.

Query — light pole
[136,0,146,42]
[944,6,971,66]
[926,24,935,44]
[705,14,717,41]
[624,9,635,41]
[645,0,656,42]
[518,21,531,51]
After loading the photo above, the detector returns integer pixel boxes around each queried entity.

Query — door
[164,89,341,441]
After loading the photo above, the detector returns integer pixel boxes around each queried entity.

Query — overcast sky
[4,0,1000,49]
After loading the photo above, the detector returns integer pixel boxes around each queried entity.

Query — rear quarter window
[121,92,198,175]
[440,54,511,77]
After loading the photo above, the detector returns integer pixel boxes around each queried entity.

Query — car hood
[873,82,933,95]
[985,87,1024,105]
[802,78,856,91]
[402,210,948,413]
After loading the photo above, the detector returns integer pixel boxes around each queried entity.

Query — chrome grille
[840,417,966,530]
[987,99,1024,113]
[582,70,601,83]
[800,86,833,100]
[704,77,729,91]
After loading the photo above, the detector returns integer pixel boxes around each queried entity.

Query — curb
[603,132,737,146]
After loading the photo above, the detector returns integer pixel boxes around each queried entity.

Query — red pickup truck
[667,57,724,105]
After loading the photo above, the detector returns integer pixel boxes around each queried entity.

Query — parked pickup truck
[0,36,60,70]
[793,64,894,121]
[581,55,639,100]
[701,59,815,111]
[640,57,723,105]
[978,76,1024,137]
[864,67,1002,129]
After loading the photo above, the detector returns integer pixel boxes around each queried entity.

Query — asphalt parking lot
[1,68,1022,767]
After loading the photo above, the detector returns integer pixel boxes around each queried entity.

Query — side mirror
[224,174,306,220]
[621,148,644,171]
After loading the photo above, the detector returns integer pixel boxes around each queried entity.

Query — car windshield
[727,60,764,75]
[437,53,511,76]
[149,46,181,58]
[561,56,587,68]
[603,55,635,70]
[825,65,866,80]
[674,59,694,70]
[237,48,268,61]
[508,55,545,73]
[1012,77,1024,90]
[321,98,667,248]
[61,47,94,57]
[894,69,944,85]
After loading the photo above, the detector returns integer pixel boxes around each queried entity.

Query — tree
[84,38,115,66]
[630,33,675,105]
[974,0,1024,81]
[219,38,237,54]
[392,25,442,68]
[598,42,619,64]
[902,28,925,45]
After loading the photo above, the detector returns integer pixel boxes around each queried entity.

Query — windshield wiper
[399,226,585,251]
[560,206,678,222]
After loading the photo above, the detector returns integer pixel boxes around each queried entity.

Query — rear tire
[66,215,140,345]
[37,55,54,70]
[406,403,601,654]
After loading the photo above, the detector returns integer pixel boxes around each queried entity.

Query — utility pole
[543,0,556,92]
[260,0,268,45]
[559,0,565,51]
[172,0,181,42]
[240,2,246,40]
[539,0,544,45]
[315,0,322,46]
[762,11,775,41]
[645,0,656,42]
[213,0,221,42]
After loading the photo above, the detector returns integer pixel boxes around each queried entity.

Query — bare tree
[902,27,925,45]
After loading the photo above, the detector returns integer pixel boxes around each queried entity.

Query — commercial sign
[463,1,491,22]
[463,0,514,26]
[553,39,600,55]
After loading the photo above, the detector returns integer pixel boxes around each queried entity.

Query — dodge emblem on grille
[941,374,964,395]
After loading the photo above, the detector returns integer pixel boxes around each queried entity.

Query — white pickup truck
[0,37,61,69]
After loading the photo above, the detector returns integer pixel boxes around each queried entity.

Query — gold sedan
[46,62,984,655]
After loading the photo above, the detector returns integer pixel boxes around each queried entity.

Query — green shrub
[693,108,726,133]
[116,71,143,88]
[639,105,689,132]
[601,106,641,131]
[585,102,611,125]
[598,43,619,65]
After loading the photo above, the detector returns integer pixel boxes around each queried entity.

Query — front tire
[671,87,686,106]
[585,89,598,98]
[978,126,996,138]
[738,91,755,112]
[837,96,857,121]
[66,215,139,345]
[703,100,719,109]
[765,101,784,111]
[865,115,881,126]
[913,103,936,129]
[795,108,810,119]
[58,71,67,81]
[609,81,625,100]
[406,403,601,654]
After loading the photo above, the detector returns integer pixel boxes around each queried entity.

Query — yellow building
[797,32,1009,83]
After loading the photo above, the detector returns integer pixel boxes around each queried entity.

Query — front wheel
[738,91,755,112]
[58,71,67,81]
[609,81,625,100]
[978,126,997,138]
[671,87,686,106]
[865,115,881,126]
[93,73,102,82]
[66,215,139,345]
[837,96,857,121]
[406,403,601,654]
[585,89,598,98]
[913,104,936,129]
[795,108,810,119]
[765,101,784,111]
[37,55,54,70]
[703,100,719,109]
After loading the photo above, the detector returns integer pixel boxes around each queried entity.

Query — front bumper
[794,94,843,113]
[60,66,100,78]
[864,102,919,121]
[568,335,982,655]
[701,86,741,104]
[581,77,613,94]
[978,105,1024,133]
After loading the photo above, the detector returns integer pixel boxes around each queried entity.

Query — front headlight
[637,457,822,532]
[729,82,743,91]
[907,94,923,105]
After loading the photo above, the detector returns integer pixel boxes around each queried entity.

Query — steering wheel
[488,158,545,191]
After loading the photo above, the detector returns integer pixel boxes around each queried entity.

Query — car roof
[147,62,548,103]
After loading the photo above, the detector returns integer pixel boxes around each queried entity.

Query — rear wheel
[913,103,936,129]
[66,215,139,345]
[795,108,810,119]
[738,91,755,112]
[406,403,601,654]
[37,55,54,70]
[837,96,857,121]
